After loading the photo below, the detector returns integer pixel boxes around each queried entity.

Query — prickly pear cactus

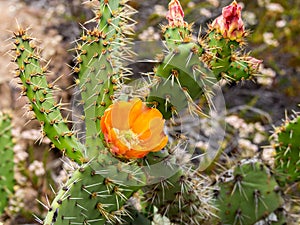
[146,0,211,119]
[147,0,261,120]
[215,159,284,225]
[142,1,263,224]
[272,113,300,185]
[0,112,15,215]
[9,0,270,224]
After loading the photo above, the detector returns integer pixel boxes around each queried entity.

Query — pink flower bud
[245,56,263,71]
[166,0,187,27]
[211,1,245,40]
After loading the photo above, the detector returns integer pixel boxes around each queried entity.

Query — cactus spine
[0,112,15,215]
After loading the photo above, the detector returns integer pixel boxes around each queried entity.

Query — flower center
[113,128,141,149]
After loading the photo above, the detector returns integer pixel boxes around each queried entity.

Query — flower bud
[211,1,245,40]
[246,56,263,71]
[166,0,187,27]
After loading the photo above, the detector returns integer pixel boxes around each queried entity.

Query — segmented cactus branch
[0,112,15,215]
[12,28,86,164]
[272,112,300,185]
[74,0,135,158]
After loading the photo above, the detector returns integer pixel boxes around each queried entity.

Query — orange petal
[111,101,132,130]
[141,133,168,151]
[128,99,144,127]
[109,129,130,155]
[124,149,148,159]
[140,118,168,150]
[131,108,163,139]
[149,135,168,152]
[101,110,110,141]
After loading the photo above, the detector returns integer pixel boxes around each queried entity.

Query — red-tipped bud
[166,0,187,27]
[246,56,263,71]
[211,1,245,41]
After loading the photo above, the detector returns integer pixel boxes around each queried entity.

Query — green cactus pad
[74,0,133,158]
[215,159,284,225]
[44,155,145,225]
[274,114,300,184]
[0,112,15,215]
[12,29,85,164]
[142,151,214,225]
[146,42,217,119]
[204,31,254,81]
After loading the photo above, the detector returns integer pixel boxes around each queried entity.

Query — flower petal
[124,149,148,159]
[111,101,132,130]
[139,118,168,150]
[128,99,144,127]
[131,108,163,139]
[109,128,129,155]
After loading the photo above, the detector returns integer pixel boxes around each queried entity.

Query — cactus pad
[0,112,15,215]
[215,159,284,225]
[273,114,300,184]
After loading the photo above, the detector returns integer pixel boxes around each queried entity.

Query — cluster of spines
[271,112,300,185]
[139,146,215,225]
[201,29,258,82]
[214,159,284,225]
[11,28,86,164]
[0,112,15,216]
[43,159,144,225]
[144,166,214,224]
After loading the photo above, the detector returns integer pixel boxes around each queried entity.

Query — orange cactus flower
[100,98,168,159]
[211,0,245,41]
